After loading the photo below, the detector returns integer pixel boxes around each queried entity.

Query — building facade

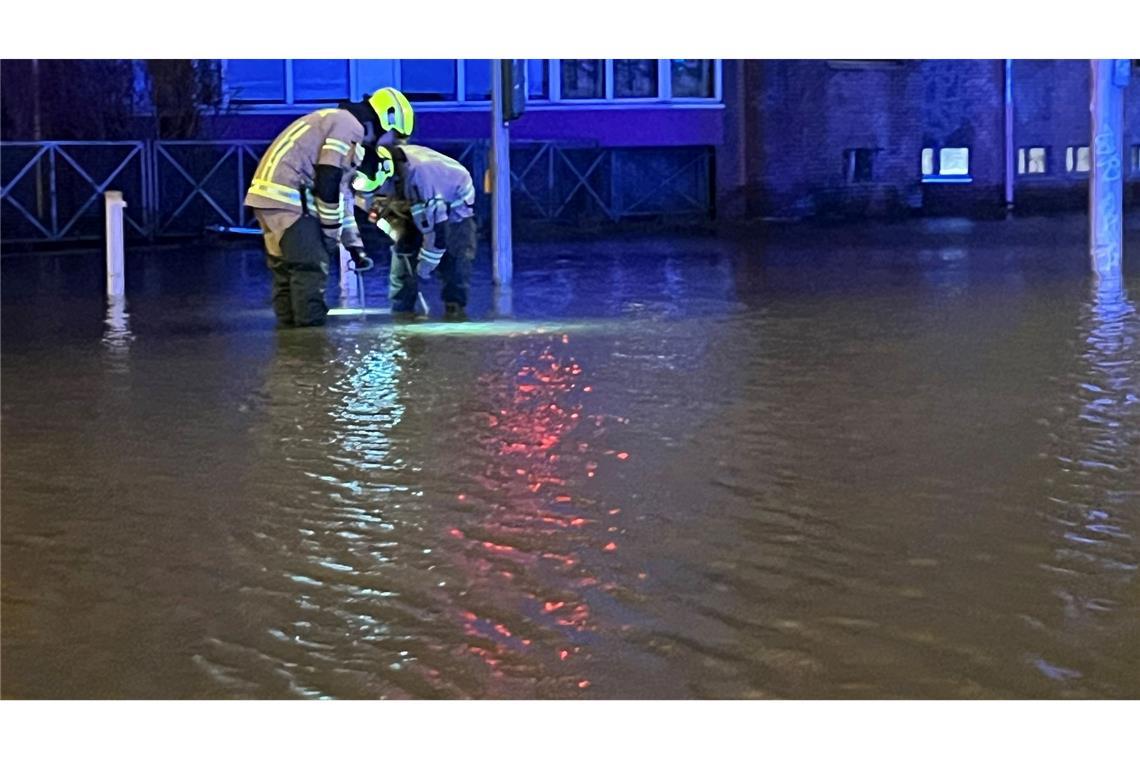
[2,59,1138,246]
[723,59,1140,219]
[212,59,1140,222]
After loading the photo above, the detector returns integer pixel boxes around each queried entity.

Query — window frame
[290,59,353,104]
[222,59,723,113]
[1065,145,1091,174]
[1017,146,1049,176]
[921,146,974,184]
[843,147,877,183]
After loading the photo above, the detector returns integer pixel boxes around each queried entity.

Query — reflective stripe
[315,197,341,224]
[259,121,311,182]
[247,179,303,206]
[258,121,308,181]
[340,196,354,227]
[322,138,351,156]
[375,218,398,242]
[450,183,476,208]
[419,247,443,265]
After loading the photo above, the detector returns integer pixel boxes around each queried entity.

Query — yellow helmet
[351,146,395,193]
[368,87,414,137]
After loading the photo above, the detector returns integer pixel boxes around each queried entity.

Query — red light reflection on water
[441,338,621,689]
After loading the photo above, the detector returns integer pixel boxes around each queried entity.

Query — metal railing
[2,139,712,245]
[1,142,151,243]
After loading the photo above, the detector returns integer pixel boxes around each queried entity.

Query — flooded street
[2,216,1139,698]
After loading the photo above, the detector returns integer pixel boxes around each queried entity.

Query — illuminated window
[1017,147,1047,175]
[1066,146,1090,173]
[921,147,934,176]
[560,60,605,99]
[464,60,548,101]
[614,60,658,98]
[292,59,349,102]
[844,148,875,182]
[400,60,456,101]
[939,147,970,175]
[671,60,715,98]
[225,60,286,102]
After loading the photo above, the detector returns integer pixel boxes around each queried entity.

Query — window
[844,148,875,182]
[1133,145,1140,174]
[464,59,492,101]
[921,147,934,176]
[560,59,605,99]
[922,147,971,180]
[939,147,970,175]
[225,60,286,102]
[357,60,398,97]
[671,60,715,98]
[526,60,549,100]
[1066,146,1090,173]
[463,59,549,102]
[614,59,658,98]
[400,60,456,101]
[1017,147,1047,175]
[225,59,719,108]
[292,59,349,102]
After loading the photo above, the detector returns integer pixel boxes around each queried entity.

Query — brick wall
[1013,60,1140,212]
[738,60,923,218]
[919,59,1005,215]
[721,59,1140,221]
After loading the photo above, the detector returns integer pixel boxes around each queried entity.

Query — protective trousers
[388,216,477,314]
[265,215,330,327]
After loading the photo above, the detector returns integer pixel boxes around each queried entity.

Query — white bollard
[493,285,513,318]
[104,191,127,298]
[338,244,358,306]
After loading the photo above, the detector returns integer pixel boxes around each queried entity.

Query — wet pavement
[2,215,1139,698]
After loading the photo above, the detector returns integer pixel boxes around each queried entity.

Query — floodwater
[2,216,1139,699]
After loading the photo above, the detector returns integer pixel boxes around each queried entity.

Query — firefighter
[244,87,414,327]
[366,144,477,322]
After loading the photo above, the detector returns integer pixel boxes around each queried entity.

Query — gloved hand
[416,247,443,281]
[320,227,340,258]
[347,246,373,272]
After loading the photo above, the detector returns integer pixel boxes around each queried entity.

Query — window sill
[922,176,974,184]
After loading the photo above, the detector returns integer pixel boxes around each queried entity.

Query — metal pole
[32,59,45,222]
[490,59,513,287]
[1089,59,1127,286]
[105,191,127,298]
[1004,59,1015,213]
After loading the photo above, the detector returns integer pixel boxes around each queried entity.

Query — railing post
[105,191,127,298]
[1004,59,1015,214]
